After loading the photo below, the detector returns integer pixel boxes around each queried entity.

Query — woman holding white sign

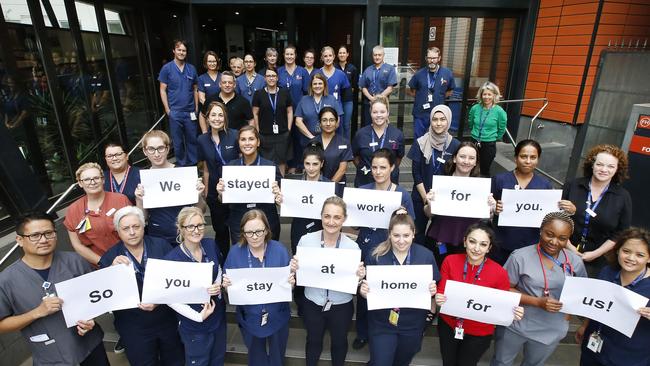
[576,227,650,366]
[359,210,439,365]
[217,125,283,244]
[197,101,240,257]
[291,196,365,366]
[353,148,415,350]
[491,139,553,265]
[223,209,294,366]
[165,207,226,366]
[491,212,587,366]
[435,223,523,366]
[407,104,460,247]
[135,130,206,247]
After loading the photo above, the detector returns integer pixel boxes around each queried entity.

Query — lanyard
[371,128,387,152]
[427,69,439,91]
[320,232,342,249]
[285,70,294,88]
[247,244,267,268]
[124,244,148,281]
[456,258,486,327]
[391,247,411,265]
[536,244,573,296]
[266,88,278,119]
[581,182,609,241]
[110,166,130,194]
[180,242,208,263]
[615,269,647,289]
[432,139,449,173]
[240,155,261,166]
[211,134,227,165]
[372,67,381,93]
[313,97,323,115]
[477,107,492,141]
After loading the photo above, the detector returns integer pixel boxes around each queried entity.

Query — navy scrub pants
[168,110,198,166]
[179,321,226,366]
[240,323,290,366]
[119,322,184,366]
[368,331,423,366]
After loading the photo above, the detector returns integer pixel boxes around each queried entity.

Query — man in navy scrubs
[359,45,397,127]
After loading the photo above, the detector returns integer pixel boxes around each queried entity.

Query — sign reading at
[280,179,336,219]
[295,246,361,294]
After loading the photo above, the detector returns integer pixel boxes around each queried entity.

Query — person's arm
[294,117,314,139]
[0,297,63,333]
[575,318,590,344]
[198,90,206,105]
[193,84,199,116]
[202,164,210,198]
[67,231,100,265]
[582,239,615,262]
[198,112,208,134]
[510,285,562,312]
[361,87,374,101]
[169,301,214,323]
[252,106,260,131]
[159,82,170,115]
[287,106,294,131]
[331,161,348,183]
[496,108,507,140]
[379,85,393,98]
[353,156,361,168]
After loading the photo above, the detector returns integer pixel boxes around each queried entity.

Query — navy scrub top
[103,165,141,205]
[352,124,405,187]
[407,137,461,200]
[197,128,240,200]
[158,60,198,112]
[278,65,310,105]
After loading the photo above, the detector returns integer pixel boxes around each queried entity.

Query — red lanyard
[536,244,572,296]
[109,166,130,194]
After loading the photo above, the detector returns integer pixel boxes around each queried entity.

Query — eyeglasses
[321,118,337,124]
[265,74,277,78]
[182,223,206,232]
[80,176,103,184]
[105,152,125,159]
[243,229,266,238]
[18,230,56,242]
[144,145,168,155]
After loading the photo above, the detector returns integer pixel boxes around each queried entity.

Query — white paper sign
[498,189,562,227]
[429,176,491,218]
[560,276,649,338]
[440,280,521,326]
[141,259,213,304]
[366,265,433,310]
[226,266,292,305]
[296,246,361,294]
[56,264,140,327]
[280,179,336,219]
[140,167,198,209]
[383,47,399,68]
[221,166,276,203]
[343,187,402,229]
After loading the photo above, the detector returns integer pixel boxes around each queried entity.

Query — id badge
[105,208,116,217]
[454,326,464,340]
[587,332,603,353]
[389,309,399,326]
[361,166,371,175]
[273,124,279,134]
[190,112,197,121]
[586,208,597,217]
[436,157,445,164]
[437,242,447,255]
[322,300,332,312]
[261,311,269,326]
[422,103,431,110]
[427,94,433,102]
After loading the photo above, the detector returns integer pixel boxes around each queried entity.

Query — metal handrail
[504,126,563,187]
[0,114,165,267]
[128,114,165,157]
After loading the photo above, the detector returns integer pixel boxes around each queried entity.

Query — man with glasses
[0,212,109,365]
[103,142,141,204]
[205,71,253,130]
[407,47,456,139]
[158,39,199,166]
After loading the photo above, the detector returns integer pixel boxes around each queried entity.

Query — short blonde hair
[176,206,205,242]
[75,162,103,181]
[142,130,171,149]
[475,81,501,105]
[370,95,390,112]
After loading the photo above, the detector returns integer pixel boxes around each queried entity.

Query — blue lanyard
[462,258,486,284]
[180,242,208,263]
[320,232,341,248]
[124,244,147,281]
[581,182,609,240]
[372,67,381,93]
[427,70,438,91]
[371,129,387,152]
[615,269,647,288]
[110,166,130,194]
[539,247,573,276]
[477,107,492,141]
[240,155,261,166]
[211,134,227,165]
[284,70,294,88]
[267,89,278,118]
[432,139,449,173]
[391,247,411,265]
[313,97,323,115]
[247,244,267,268]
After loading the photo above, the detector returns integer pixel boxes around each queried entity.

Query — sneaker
[352,338,368,350]
[113,338,125,354]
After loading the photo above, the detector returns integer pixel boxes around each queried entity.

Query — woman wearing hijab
[407,104,460,245]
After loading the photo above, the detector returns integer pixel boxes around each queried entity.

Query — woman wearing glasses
[103,142,141,204]
[223,209,294,366]
[64,162,131,266]
[236,54,265,105]
[135,130,205,246]
[303,49,317,79]
[197,51,222,133]
[165,207,226,366]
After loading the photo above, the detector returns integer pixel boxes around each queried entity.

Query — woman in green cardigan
[468,81,507,177]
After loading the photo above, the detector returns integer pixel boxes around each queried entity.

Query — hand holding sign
[438,281,522,326]
[294,247,362,294]
[365,265,434,310]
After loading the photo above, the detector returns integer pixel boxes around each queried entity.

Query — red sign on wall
[629,135,650,156]
[637,115,650,130]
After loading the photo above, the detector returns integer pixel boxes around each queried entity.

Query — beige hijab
[417,104,453,164]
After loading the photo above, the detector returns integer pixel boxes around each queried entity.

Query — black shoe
[114,338,125,354]
[352,338,368,350]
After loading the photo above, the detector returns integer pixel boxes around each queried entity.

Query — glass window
[1,0,51,26]
[74,1,125,34]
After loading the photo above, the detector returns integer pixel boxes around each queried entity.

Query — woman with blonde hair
[467,81,507,176]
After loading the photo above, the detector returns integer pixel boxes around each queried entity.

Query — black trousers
[438,318,493,366]
[302,298,354,366]
[80,342,110,366]
[474,140,496,177]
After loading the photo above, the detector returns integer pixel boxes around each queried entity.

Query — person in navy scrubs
[223,209,295,366]
[303,49,317,79]
[359,210,439,366]
[198,51,221,133]
[158,39,199,166]
[359,45,397,127]
[99,206,184,366]
[197,101,240,257]
[310,107,352,196]
[353,148,415,350]
[217,125,282,244]
[315,46,350,114]
[135,130,205,246]
[165,207,226,366]
[237,54,266,105]
[103,142,141,204]
[407,47,456,139]
[352,96,404,187]
[335,45,359,141]
[407,104,460,246]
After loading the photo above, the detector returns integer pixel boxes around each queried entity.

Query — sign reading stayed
[221,166,276,204]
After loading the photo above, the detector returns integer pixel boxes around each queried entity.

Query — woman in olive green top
[468,81,507,176]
